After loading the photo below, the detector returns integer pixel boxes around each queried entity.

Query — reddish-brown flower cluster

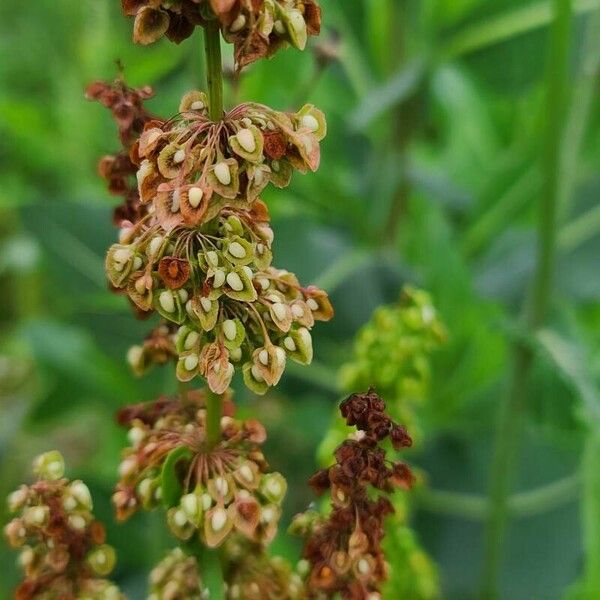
[4,452,122,600]
[114,391,288,549]
[86,79,156,226]
[293,390,414,600]
[122,0,322,71]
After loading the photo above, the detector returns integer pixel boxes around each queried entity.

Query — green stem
[204,23,223,121]
[205,388,223,449]
[480,1,572,597]
[186,540,225,600]
[417,474,580,520]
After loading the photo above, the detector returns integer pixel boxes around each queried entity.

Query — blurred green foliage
[1,0,600,598]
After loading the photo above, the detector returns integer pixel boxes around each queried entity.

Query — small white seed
[147,236,163,257]
[229,13,246,32]
[113,248,132,264]
[275,347,286,365]
[134,278,147,295]
[184,331,199,350]
[213,270,226,288]
[127,345,144,367]
[226,272,244,291]
[178,289,188,303]
[184,355,199,371]
[68,514,86,531]
[229,347,242,361]
[261,506,276,523]
[171,189,180,212]
[173,509,188,527]
[239,465,254,482]
[228,241,247,259]
[258,277,270,290]
[201,494,213,511]
[211,508,228,532]
[251,365,265,382]
[159,291,175,313]
[133,256,143,270]
[259,349,269,366]
[200,297,212,312]
[242,265,253,279]
[173,149,186,164]
[206,250,219,267]
[191,100,205,110]
[214,477,229,496]
[188,186,203,208]
[272,302,287,321]
[267,478,282,497]
[214,162,231,186]
[306,298,319,311]
[291,304,304,318]
[236,128,256,153]
[181,494,199,517]
[357,558,370,575]
[300,114,319,132]
[274,19,285,34]
[223,319,237,341]
[283,336,296,352]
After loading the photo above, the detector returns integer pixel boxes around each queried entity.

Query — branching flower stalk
[5,2,418,598]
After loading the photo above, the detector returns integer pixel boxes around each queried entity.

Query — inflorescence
[4,452,122,600]
[292,390,414,600]
[114,391,287,548]
[122,0,322,70]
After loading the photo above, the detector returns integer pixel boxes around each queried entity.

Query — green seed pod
[86,544,117,577]
[259,472,287,504]
[223,267,257,302]
[221,318,246,350]
[228,124,264,163]
[33,451,65,481]
[224,235,255,267]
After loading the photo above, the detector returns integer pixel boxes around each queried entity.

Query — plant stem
[205,388,223,449]
[198,24,225,598]
[480,0,572,597]
[204,22,223,121]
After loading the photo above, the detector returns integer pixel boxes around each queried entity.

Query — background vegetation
[1,0,600,598]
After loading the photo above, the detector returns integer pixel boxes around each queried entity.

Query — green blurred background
[1,0,600,598]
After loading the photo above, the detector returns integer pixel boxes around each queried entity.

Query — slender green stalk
[204,23,223,121]
[198,25,225,599]
[205,388,223,449]
[480,1,572,597]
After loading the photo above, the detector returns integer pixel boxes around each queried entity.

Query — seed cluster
[114,391,288,549]
[149,548,205,600]
[122,0,322,70]
[224,538,306,599]
[292,391,414,600]
[107,197,332,394]
[133,92,326,228]
[4,452,122,600]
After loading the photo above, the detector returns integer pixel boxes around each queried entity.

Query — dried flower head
[4,452,123,600]
[86,78,156,227]
[114,391,287,548]
[292,390,414,600]
[121,0,322,71]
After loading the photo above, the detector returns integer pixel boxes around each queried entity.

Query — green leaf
[160,446,193,509]
[350,58,427,130]
[536,329,600,427]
